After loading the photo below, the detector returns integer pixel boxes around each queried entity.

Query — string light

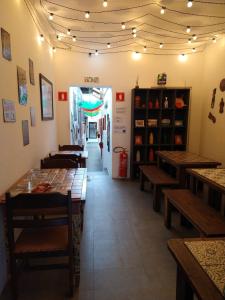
[159,43,163,48]
[132,27,137,34]
[40,34,44,42]
[57,35,61,40]
[103,0,108,7]
[132,51,141,60]
[192,34,197,40]
[49,13,54,20]
[121,22,126,30]
[188,38,192,44]
[160,6,166,15]
[95,50,99,55]
[187,0,193,8]
[107,42,111,48]
[72,36,76,42]
[144,45,147,52]
[212,37,217,43]
[192,48,196,52]
[132,32,137,38]
[67,29,71,35]
[186,26,191,33]
[85,11,90,18]
[178,53,187,62]
[52,47,56,52]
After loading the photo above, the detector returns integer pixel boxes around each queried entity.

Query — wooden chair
[49,154,84,168]
[40,157,79,169]
[58,144,84,151]
[6,191,74,299]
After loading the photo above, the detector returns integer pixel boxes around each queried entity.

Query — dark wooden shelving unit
[130,87,190,179]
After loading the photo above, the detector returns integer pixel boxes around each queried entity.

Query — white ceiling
[29,0,225,55]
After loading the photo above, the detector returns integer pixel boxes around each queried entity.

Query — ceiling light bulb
[144,46,147,52]
[212,37,217,43]
[52,47,56,52]
[132,27,136,34]
[192,48,196,52]
[188,38,192,44]
[72,36,76,42]
[103,0,108,7]
[132,33,137,38]
[95,50,99,56]
[121,22,126,30]
[160,6,166,14]
[132,51,141,60]
[187,0,193,8]
[192,34,197,40]
[107,43,111,48]
[49,13,54,20]
[40,34,44,42]
[159,43,163,48]
[57,35,61,41]
[186,26,191,33]
[85,11,90,18]
[67,29,71,35]
[178,53,187,62]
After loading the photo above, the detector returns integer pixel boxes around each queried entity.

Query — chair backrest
[41,157,79,169]
[6,191,72,250]
[58,144,84,151]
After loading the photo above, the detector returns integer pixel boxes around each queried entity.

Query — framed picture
[2,99,16,122]
[135,120,144,127]
[1,28,12,61]
[39,73,54,120]
[22,120,29,146]
[29,58,35,85]
[17,66,28,105]
[30,107,36,127]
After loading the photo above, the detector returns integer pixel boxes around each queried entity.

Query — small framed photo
[2,99,16,122]
[29,58,35,85]
[22,120,29,146]
[135,120,144,127]
[1,28,12,61]
[17,66,28,105]
[39,74,54,120]
[30,107,36,127]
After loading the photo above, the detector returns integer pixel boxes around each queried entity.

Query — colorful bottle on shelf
[136,150,141,162]
[164,97,168,108]
[149,132,154,144]
[155,99,159,109]
[149,148,154,161]
[148,100,153,109]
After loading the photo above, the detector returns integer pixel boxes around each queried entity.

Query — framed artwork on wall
[107,114,110,152]
[29,58,35,85]
[39,73,54,120]
[17,66,28,105]
[1,28,12,61]
[22,120,29,146]
[30,107,36,126]
[2,99,16,122]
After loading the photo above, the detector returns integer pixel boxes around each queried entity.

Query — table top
[168,238,225,300]
[156,151,221,168]
[50,150,88,159]
[0,168,87,205]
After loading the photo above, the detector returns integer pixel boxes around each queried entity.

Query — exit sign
[58,91,68,101]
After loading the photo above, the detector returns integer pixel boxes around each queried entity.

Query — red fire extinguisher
[113,147,128,178]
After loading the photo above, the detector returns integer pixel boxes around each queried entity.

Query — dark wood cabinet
[130,87,190,179]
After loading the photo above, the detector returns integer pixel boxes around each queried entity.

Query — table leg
[140,171,145,191]
[153,185,161,212]
[176,265,193,300]
[164,196,172,228]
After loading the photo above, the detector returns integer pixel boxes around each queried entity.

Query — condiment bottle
[149,132,154,144]
[155,99,159,109]
[136,150,141,162]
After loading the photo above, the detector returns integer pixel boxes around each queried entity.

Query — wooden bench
[139,165,179,212]
[163,189,225,237]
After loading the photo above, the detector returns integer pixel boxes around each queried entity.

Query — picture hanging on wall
[30,107,36,126]
[22,120,29,146]
[29,58,35,85]
[2,99,16,122]
[1,28,12,61]
[39,73,54,120]
[17,66,28,105]
[220,79,225,92]
[107,114,110,152]
[211,88,216,109]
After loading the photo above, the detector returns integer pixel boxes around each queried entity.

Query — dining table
[156,151,221,187]
[50,150,88,167]
[0,167,87,286]
[168,237,225,300]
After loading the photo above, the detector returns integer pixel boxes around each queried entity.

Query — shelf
[134,107,146,111]
[162,108,174,111]
[134,144,146,147]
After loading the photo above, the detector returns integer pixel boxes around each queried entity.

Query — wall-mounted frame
[17,66,28,105]
[29,58,35,85]
[39,73,54,120]
[2,99,16,122]
[1,28,12,61]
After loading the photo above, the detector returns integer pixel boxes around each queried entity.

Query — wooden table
[168,238,225,300]
[50,150,88,167]
[156,151,221,186]
[0,168,87,286]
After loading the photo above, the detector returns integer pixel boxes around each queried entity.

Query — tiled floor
[1,172,197,300]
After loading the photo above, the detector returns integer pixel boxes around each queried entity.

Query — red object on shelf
[119,150,128,177]
[149,100,153,109]
[58,91,68,101]
[155,99,160,109]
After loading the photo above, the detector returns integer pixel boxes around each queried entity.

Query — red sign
[116,92,125,102]
[58,91,68,101]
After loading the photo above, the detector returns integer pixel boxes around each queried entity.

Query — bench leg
[140,171,145,191]
[153,185,161,212]
[164,196,172,229]
[176,265,193,300]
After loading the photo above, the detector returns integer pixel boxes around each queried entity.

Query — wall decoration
[116,92,125,102]
[220,79,225,92]
[17,66,28,105]
[58,91,68,101]
[103,115,106,130]
[22,120,29,146]
[39,73,54,120]
[30,107,36,126]
[219,98,224,114]
[157,73,167,85]
[208,112,216,123]
[107,114,110,152]
[211,88,216,109]
[29,58,35,85]
[2,99,16,122]
[1,28,12,61]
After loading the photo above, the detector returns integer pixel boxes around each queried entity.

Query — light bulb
[192,34,197,40]
[132,51,141,60]
[57,35,61,41]
[72,36,76,42]
[212,37,217,43]
[178,54,187,62]
[103,0,108,7]
[188,38,192,44]
[192,48,196,52]
[67,29,71,35]
[132,27,136,34]
[144,46,147,52]
[85,11,90,18]
[121,22,126,30]
[52,47,56,52]
[132,33,137,38]
[107,43,111,48]
[186,26,191,33]
[40,34,44,42]
[159,43,163,48]
[49,13,54,20]
[95,50,99,56]
[187,0,193,8]
[160,6,166,14]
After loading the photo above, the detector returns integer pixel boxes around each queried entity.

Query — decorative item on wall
[107,114,110,152]
[17,66,28,105]
[1,28,12,61]
[22,120,29,146]
[208,112,216,123]
[39,73,54,120]
[157,73,167,85]
[211,88,216,109]
[29,58,35,85]
[30,107,36,126]
[219,98,224,114]
[220,79,225,92]
[2,99,16,122]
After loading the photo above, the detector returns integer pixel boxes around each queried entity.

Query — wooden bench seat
[139,165,179,212]
[163,189,225,237]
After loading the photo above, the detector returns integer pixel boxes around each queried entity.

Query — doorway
[89,122,97,139]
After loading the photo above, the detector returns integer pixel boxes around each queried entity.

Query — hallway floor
[1,172,197,300]
[86,142,103,172]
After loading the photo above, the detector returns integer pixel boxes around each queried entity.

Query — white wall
[54,50,205,177]
[0,0,57,292]
[200,38,225,165]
